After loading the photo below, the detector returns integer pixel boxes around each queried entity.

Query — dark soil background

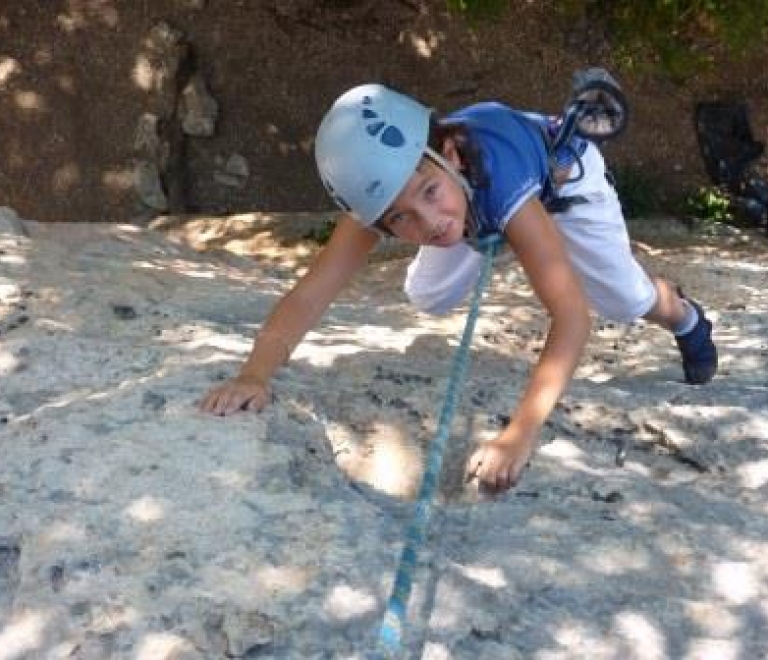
[1,1,767,224]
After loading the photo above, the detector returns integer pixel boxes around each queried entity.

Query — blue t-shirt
[444,102,587,237]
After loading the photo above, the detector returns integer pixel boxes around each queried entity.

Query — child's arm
[198,214,380,415]
[467,196,591,490]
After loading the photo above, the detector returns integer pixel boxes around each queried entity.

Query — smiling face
[377,140,469,247]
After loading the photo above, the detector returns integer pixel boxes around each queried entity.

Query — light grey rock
[180,73,218,137]
[213,172,245,188]
[134,160,168,210]
[213,154,250,189]
[0,207,29,237]
[134,112,161,153]
[224,154,249,179]
[134,112,171,171]
[2,221,768,658]
[139,22,188,119]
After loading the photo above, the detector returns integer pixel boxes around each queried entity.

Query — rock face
[1,216,768,658]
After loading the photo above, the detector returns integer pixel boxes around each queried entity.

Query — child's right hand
[465,430,536,492]
[197,375,271,416]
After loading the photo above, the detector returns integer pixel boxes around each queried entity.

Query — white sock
[673,299,699,336]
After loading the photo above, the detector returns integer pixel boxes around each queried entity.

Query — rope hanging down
[371,233,504,659]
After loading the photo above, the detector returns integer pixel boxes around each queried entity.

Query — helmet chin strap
[424,145,481,245]
[424,146,473,198]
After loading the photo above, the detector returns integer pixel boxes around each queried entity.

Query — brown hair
[428,119,489,189]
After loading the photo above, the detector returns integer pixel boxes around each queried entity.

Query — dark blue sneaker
[675,295,718,384]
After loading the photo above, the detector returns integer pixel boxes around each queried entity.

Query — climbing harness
[371,232,503,659]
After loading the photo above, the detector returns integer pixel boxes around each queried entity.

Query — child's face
[377,142,468,247]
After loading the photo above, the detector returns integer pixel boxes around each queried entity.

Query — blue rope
[371,233,503,659]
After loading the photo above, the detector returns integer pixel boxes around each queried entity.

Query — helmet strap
[424,146,473,199]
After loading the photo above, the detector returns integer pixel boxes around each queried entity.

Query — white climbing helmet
[314,83,432,226]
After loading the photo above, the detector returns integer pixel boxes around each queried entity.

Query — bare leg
[642,277,686,330]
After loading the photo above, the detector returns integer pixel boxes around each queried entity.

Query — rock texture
[1,216,768,658]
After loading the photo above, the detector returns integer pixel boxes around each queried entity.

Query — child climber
[198,83,718,492]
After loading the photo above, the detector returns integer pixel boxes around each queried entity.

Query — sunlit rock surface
[1,217,768,658]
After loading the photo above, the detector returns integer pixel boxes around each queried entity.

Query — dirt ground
[1,1,767,224]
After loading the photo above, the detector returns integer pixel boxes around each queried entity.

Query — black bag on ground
[694,100,768,230]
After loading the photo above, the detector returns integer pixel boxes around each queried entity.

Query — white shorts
[404,143,657,323]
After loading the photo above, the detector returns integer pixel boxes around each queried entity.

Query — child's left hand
[466,431,536,492]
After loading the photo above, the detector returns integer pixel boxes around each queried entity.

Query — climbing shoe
[675,296,718,384]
